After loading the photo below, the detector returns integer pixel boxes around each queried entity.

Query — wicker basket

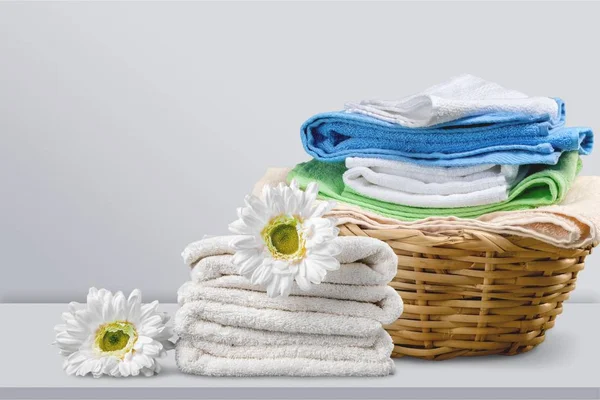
[339,223,595,360]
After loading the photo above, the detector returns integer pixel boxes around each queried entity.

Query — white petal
[231,235,261,250]
[112,291,127,321]
[119,360,131,377]
[228,219,253,235]
[126,289,142,323]
[244,194,268,216]
[101,295,114,321]
[295,274,312,291]
[307,200,336,219]
[232,249,262,268]
[238,255,264,277]
[140,301,159,320]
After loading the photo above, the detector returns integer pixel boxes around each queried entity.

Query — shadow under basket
[339,223,596,361]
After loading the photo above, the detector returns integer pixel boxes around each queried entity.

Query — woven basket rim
[341,224,597,254]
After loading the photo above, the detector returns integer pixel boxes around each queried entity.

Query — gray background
[1,1,598,303]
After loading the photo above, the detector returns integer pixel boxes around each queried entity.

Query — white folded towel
[346,157,522,192]
[182,235,398,286]
[177,234,402,377]
[344,74,559,127]
[176,331,395,377]
[344,157,527,208]
[178,281,402,325]
[177,329,392,363]
[175,317,380,348]
[176,300,384,338]
[190,273,395,303]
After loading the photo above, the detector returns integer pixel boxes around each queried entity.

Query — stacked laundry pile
[174,235,403,377]
[253,169,600,249]
[289,74,594,221]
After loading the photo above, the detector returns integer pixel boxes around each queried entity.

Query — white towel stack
[342,74,557,208]
[174,235,403,377]
[344,157,528,208]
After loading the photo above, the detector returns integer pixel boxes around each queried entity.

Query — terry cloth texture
[288,151,581,220]
[344,157,526,207]
[175,334,396,377]
[253,167,599,248]
[344,74,560,128]
[182,235,399,286]
[175,235,402,377]
[301,103,593,166]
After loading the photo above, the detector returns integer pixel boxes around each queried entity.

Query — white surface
[1,303,599,399]
[1,1,600,304]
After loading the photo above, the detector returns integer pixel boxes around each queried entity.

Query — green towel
[288,151,582,221]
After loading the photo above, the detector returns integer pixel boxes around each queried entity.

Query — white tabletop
[1,303,598,399]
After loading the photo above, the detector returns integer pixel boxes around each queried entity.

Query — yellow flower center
[261,215,306,261]
[94,321,137,358]
[101,330,130,352]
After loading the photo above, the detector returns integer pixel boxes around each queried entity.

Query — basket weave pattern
[339,223,594,360]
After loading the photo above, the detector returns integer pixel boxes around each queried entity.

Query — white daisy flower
[229,179,341,297]
[54,288,174,378]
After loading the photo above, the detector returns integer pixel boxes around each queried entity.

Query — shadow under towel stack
[174,235,403,376]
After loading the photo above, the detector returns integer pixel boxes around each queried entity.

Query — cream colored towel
[183,235,399,286]
[178,281,402,325]
[174,316,380,348]
[176,300,384,338]
[176,329,393,363]
[176,334,395,377]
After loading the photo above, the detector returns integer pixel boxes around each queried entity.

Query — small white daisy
[229,179,341,297]
[54,288,173,378]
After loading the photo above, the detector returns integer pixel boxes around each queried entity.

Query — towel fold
[178,281,402,325]
[174,313,380,348]
[301,104,592,167]
[253,168,600,248]
[177,328,393,363]
[189,274,395,303]
[288,151,581,220]
[183,235,398,286]
[344,157,527,207]
[176,300,384,338]
[176,336,395,377]
[177,231,401,377]
[344,74,560,128]
[347,157,522,190]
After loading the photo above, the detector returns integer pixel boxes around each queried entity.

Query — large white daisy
[229,179,341,297]
[54,288,173,378]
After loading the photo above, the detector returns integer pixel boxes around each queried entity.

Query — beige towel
[254,168,599,249]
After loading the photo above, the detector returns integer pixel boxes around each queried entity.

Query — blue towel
[300,99,593,166]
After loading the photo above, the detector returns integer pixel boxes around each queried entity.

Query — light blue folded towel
[301,99,593,166]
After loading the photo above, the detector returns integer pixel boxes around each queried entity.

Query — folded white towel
[176,332,395,377]
[175,317,380,348]
[178,281,402,325]
[182,235,398,286]
[176,300,383,338]
[344,158,527,208]
[344,74,559,127]
[346,157,521,191]
[176,349,395,377]
[190,273,395,303]
[177,329,392,363]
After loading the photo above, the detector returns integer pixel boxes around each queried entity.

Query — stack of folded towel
[289,74,594,221]
[174,235,403,377]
